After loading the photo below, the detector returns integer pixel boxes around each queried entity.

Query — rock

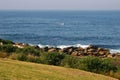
[97,48,103,52]
[63,47,74,54]
[87,49,96,52]
[99,51,105,55]
[77,51,85,56]
[13,43,26,48]
[86,45,98,50]
[84,49,88,54]
[58,49,63,53]
[0,42,3,45]
[76,47,84,51]
[44,47,49,52]
[48,48,56,52]
[87,52,93,55]
[114,53,120,58]
[71,51,78,56]
[92,52,98,56]
[107,54,114,58]
[98,48,110,56]
[68,48,73,53]
[34,45,40,49]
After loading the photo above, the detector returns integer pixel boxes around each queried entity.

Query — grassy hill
[0,59,118,80]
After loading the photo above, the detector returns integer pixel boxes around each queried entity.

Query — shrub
[0,44,17,53]
[79,57,103,72]
[78,57,117,74]
[17,53,27,61]
[101,58,117,73]
[0,39,14,44]
[61,55,79,68]
[61,56,117,74]
[21,46,41,56]
[41,52,65,66]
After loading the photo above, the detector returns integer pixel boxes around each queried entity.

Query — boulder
[86,45,98,50]
[34,45,40,50]
[107,54,114,58]
[114,53,120,58]
[77,51,85,56]
[87,49,96,52]
[43,47,49,52]
[63,47,74,54]
[58,49,63,53]
[48,48,56,52]
[71,51,78,56]
[0,42,3,45]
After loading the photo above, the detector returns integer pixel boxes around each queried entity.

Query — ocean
[0,11,120,53]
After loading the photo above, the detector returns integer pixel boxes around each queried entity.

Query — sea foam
[38,44,89,49]
[110,49,120,53]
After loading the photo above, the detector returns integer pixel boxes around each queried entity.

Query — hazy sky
[0,0,120,10]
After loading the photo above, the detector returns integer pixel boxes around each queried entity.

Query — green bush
[101,58,117,73]
[61,55,79,68]
[41,52,65,66]
[17,53,27,61]
[61,56,117,74]
[0,39,14,44]
[79,57,103,72]
[79,57,117,74]
[20,46,40,56]
[0,44,17,53]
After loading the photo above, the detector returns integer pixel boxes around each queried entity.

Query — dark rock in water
[44,47,49,52]
[34,45,40,50]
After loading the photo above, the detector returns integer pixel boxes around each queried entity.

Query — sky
[0,0,120,10]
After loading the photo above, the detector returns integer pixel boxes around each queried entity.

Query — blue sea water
[0,11,120,52]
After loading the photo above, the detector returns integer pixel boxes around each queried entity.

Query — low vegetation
[0,38,120,79]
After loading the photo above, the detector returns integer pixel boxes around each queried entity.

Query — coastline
[0,38,120,58]
[0,39,120,58]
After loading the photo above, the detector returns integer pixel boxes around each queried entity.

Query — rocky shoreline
[0,38,120,58]
[11,42,120,58]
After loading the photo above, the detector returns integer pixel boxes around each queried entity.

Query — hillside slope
[0,59,118,80]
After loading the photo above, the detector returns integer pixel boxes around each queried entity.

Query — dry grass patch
[0,58,118,80]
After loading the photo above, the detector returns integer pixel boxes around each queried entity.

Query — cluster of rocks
[13,43,29,48]
[11,42,120,58]
[37,45,112,57]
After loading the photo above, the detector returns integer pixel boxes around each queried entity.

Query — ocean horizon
[0,10,120,53]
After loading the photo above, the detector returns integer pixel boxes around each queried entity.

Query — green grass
[0,59,118,80]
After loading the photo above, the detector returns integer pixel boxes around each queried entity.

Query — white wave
[57,45,72,49]
[74,44,89,48]
[110,49,120,53]
[57,44,89,49]
[60,23,64,26]
[38,44,54,48]
[38,44,89,49]
[56,22,65,26]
